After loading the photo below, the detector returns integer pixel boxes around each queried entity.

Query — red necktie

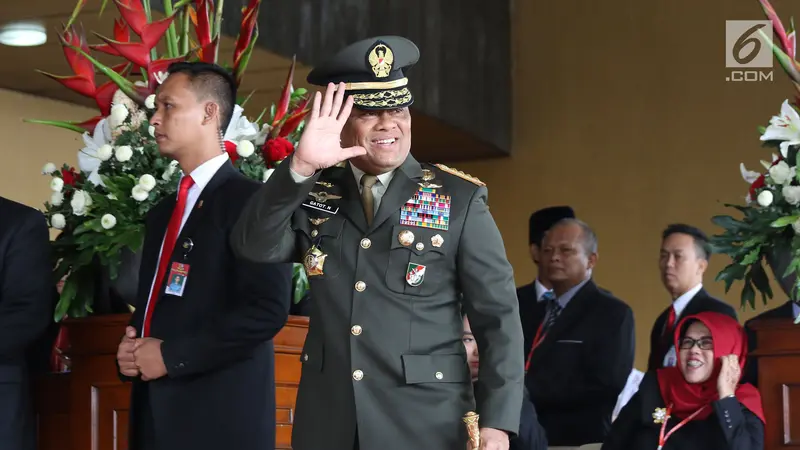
[142,175,195,337]
[664,307,676,340]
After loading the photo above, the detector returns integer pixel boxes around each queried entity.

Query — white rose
[131,185,150,202]
[42,163,56,174]
[107,193,117,200]
[50,213,66,230]
[101,213,117,230]
[783,185,800,205]
[50,192,64,206]
[769,161,794,185]
[96,144,113,161]
[262,168,275,182]
[757,190,774,207]
[50,177,64,192]
[236,140,255,158]
[70,190,90,216]
[138,174,156,191]
[115,145,133,162]
[109,104,129,128]
[145,94,156,109]
[148,125,156,138]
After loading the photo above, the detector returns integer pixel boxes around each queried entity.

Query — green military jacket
[231,154,524,450]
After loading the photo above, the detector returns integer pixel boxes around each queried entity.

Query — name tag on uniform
[165,262,190,297]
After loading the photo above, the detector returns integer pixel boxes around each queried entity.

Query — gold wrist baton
[463,411,480,449]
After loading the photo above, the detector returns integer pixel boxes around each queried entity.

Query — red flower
[61,167,81,186]
[224,140,239,164]
[262,137,294,167]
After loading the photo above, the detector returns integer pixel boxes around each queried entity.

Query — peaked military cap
[529,206,575,246]
[306,36,420,110]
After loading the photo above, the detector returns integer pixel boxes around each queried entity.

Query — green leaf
[711,215,743,231]
[750,261,774,305]
[54,274,78,321]
[741,247,762,265]
[23,119,87,134]
[741,276,756,310]
[772,215,800,227]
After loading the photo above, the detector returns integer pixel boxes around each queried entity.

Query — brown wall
[455,0,798,369]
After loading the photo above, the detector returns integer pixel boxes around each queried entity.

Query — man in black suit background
[0,196,53,450]
[517,206,574,363]
[115,62,292,450]
[524,218,635,446]
[647,224,737,371]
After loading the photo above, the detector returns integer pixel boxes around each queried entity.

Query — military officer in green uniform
[231,36,524,450]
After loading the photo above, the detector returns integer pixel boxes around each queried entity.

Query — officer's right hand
[117,326,140,377]
[291,82,367,177]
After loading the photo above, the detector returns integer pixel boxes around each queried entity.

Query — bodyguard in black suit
[743,300,797,386]
[115,62,292,450]
[648,224,737,371]
[0,196,53,450]
[524,218,635,446]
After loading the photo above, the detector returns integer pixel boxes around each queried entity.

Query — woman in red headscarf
[601,311,764,450]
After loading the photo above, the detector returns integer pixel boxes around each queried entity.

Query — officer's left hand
[478,428,509,450]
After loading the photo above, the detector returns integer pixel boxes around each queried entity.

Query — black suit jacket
[602,372,763,450]
[123,163,292,450]
[524,279,635,446]
[743,300,795,387]
[516,282,539,362]
[0,197,54,450]
[647,288,737,372]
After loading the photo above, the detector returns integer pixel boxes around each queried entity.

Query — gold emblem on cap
[431,234,444,248]
[398,230,415,246]
[369,43,394,78]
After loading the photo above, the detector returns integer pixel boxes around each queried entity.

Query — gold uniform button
[360,238,372,249]
[351,325,362,336]
[355,281,367,292]
[311,230,319,238]
[303,354,309,362]
[353,370,364,381]
[435,371,444,380]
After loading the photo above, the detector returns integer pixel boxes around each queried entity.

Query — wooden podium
[749,317,800,450]
[33,314,308,450]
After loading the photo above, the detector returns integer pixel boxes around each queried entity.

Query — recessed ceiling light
[0,21,47,47]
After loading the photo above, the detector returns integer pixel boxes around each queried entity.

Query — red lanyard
[657,404,709,450]
[524,322,546,372]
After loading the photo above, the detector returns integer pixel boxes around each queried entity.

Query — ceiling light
[0,21,47,47]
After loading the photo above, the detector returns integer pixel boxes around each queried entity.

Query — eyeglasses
[679,337,714,350]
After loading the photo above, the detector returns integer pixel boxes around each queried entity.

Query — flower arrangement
[30,0,310,321]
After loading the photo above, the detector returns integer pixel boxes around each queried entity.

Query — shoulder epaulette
[433,164,485,186]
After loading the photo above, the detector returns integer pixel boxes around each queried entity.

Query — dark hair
[549,218,598,255]
[167,61,238,132]
[662,224,711,261]
[529,206,575,246]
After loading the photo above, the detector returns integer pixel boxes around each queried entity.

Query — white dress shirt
[662,282,704,367]
[141,153,230,329]
[534,278,552,302]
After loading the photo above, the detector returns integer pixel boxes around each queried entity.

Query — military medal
[315,181,334,188]
[431,234,444,248]
[400,187,451,231]
[303,246,327,277]
[309,217,330,226]
[398,230,415,246]
[405,263,426,286]
[418,169,442,189]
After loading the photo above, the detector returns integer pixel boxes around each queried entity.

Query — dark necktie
[360,174,378,226]
[543,297,563,332]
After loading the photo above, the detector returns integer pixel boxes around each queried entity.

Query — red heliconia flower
[90,18,130,58]
[233,0,262,85]
[272,57,296,127]
[145,56,187,92]
[75,116,104,134]
[93,62,131,116]
[93,15,174,69]
[224,140,239,163]
[37,26,96,99]
[278,99,310,138]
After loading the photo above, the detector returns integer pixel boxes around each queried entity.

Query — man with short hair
[0,196,53,450]
[516,206,574,364]
[647,223,737,371]
[115,62,292,450]
[524,218,634,446]
[231,36,524,450]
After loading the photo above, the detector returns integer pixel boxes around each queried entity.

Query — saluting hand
[717,354,740,399]
[290,82,367,177]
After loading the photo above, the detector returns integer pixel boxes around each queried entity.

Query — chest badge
[400,187,451,231]
[303,246,327,277]
[406,263,427,287]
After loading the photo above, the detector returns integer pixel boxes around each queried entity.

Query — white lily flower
[761,100,800,157]
[77,118,112,186]
[223,105,260,143]
[740,163,761,184]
